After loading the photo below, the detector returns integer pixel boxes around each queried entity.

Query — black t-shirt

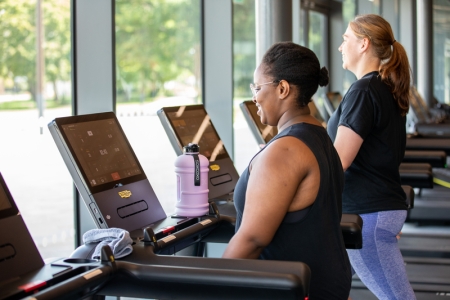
[327,71,407,214]
[235,123,351,300]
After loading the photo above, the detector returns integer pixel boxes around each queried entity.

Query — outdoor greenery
[233,0,256,98]
[0,0,258,110]
[0,0,71,107]
[115,0,202,103]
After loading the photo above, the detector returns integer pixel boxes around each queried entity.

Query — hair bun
[318,67,329,87]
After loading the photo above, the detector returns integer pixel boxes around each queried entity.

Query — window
[0,0,73,259]
[114,0,202,213]
[433,0,450,104]
[342,0,357,93]
[309,10,328,113]
[232,0,259,174]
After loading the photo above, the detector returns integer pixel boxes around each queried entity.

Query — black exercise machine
[320,93,450,222]
[158,104,363,249]
[408,86,450,137]
[351,182,450,300]
[240,99,436,190]
[0,172,310,300]
[324,91,450,156]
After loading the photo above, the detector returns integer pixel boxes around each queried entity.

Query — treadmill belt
[350,289,450,300]
[433,168,450,188]
[351,257,450,299]
[406,138,450,156]
[399,235,450,258]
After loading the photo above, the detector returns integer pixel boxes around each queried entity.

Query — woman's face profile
[252,64,278,126]
[338,25,361,73]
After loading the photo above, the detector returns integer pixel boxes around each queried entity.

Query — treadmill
[239,100,450,296]
[318,94,450,298]
[157,105,239,201]
[157,104,363,249]
[324,91,449,164]
[0,172,311,300]
[350,256,450,300]
[408,86,450,137]
[0,171,111,300]
[322,92,450,222]
[240,99,433,190]
[48,111,223,252]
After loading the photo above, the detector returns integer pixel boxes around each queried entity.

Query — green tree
[115,0,201,102]
[43,0,71,103]
[0,0,36,96]
[0,0,71,104]
[233,0,256,98]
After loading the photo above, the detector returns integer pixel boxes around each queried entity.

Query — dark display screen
[244,101,278,143]
[60,117,144,189]
[243,100,326,142]
[0,184,12,212]
[0,173,18,219]
[164,105,228,161]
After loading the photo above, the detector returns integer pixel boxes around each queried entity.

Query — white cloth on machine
[83,227,133,259]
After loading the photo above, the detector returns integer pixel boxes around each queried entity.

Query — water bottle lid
[183,143,200,153]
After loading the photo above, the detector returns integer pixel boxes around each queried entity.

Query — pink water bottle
[174,143,210,217]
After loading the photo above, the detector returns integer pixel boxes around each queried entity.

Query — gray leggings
[347,210,416,300]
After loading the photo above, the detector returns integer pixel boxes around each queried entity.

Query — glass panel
[357,0,380,15]
[233,0,259,174]
[309,11,326,66]
[342,0,357,93]
[433,0,450,104]
[114,0,202,214]
[0,0,74,258]
[309,10,328,120]
[299,8,306,46]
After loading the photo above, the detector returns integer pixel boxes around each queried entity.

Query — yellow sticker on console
[118,190,132,198]
[210,164,220,171]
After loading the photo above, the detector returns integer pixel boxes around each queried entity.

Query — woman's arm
[333,125,363,171]
[222,137,317,259]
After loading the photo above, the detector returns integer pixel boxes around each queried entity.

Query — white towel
[82,228,133,259]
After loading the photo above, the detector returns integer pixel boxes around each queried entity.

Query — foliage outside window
[233,0,256,100]
[0,0,71,109]
[0,0,73,259]
[232,0,258,174]
[115,0,201,107]
[341,0,356,93]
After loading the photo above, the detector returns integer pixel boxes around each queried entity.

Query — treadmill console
[240,100,326,145]
[239,100,278,145]
[48,112,167,233]
[157,105,239,199]
[157,105,228,161]
[0,172,45,284]
[55,115,145,192]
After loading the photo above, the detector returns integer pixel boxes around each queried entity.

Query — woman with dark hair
[327,14,415,299]
[223,41,351,300]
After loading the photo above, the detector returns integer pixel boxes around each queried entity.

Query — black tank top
[234,123,351,300]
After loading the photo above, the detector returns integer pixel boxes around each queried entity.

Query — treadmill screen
[0,173,18,219]
[163,105,228,161]
[0,185,12,212]
[56,114,146,192]
[244,101,278,143]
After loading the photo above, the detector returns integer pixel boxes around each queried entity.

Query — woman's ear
[278,80,290,99]
[360,37,370,52]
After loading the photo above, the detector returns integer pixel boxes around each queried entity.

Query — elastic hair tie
[392,39,396,45]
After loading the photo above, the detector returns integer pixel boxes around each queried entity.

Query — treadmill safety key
[18,280,47,293]
[161,225,175,235]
